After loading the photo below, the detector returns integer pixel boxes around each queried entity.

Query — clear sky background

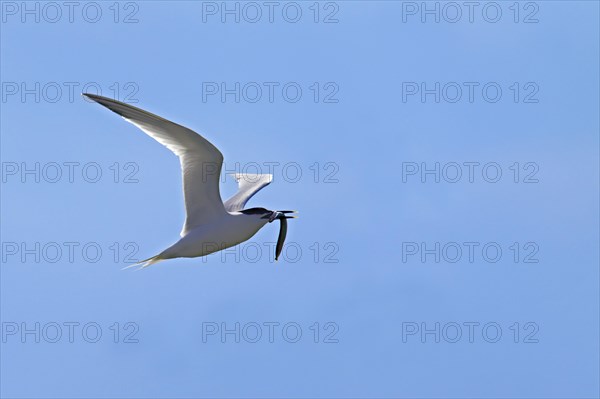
[1,1,599,398]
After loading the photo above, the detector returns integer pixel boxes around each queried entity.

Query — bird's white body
[160,213,268,259]
[83,93,295,268]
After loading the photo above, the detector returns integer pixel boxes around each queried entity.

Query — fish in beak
[263,211,297,261]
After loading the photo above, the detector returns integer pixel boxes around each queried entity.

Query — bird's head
[239,208,297,261]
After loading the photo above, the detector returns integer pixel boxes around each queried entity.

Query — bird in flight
[84,93,296,268]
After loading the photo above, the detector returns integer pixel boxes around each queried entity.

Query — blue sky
[1,1,599,398]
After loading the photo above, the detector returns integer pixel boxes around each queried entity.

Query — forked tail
[122,254,165,270]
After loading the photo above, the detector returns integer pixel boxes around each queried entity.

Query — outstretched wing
[223,173,272,212]
[84,93,228,237]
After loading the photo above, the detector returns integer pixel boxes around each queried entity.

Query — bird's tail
[122,254,165,270]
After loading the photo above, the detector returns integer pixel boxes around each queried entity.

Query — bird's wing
[223,173,273,212]
[84,93,227,237]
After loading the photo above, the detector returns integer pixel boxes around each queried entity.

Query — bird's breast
[167,215,267,258]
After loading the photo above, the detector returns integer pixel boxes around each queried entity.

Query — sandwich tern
[83,93,296,268]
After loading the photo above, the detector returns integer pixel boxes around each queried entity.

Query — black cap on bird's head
[242,208,297,261]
